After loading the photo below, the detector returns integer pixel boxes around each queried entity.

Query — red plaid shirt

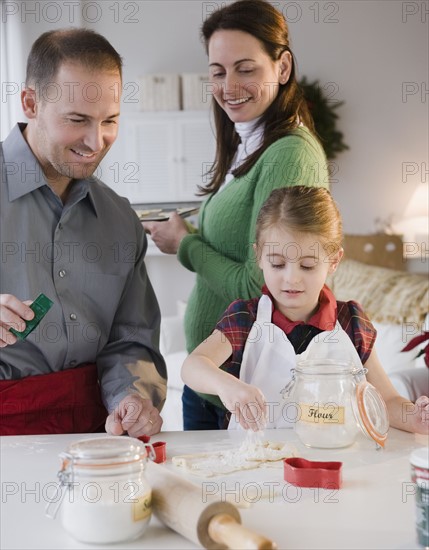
[215,285,376,379]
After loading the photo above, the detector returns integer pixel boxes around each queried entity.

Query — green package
[10,293,54,340]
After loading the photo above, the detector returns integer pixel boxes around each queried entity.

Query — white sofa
[327,259,428,401]
[159,314,187,431]
[159,259,429,431]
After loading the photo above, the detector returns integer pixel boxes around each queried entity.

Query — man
[0,29,167,436]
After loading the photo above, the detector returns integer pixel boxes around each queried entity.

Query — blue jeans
[182,385,228,430]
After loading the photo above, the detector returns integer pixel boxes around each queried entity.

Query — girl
[181,186,429,434]
[144,0,329,429]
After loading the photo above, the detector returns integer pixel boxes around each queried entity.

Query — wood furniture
[343,233,405,271]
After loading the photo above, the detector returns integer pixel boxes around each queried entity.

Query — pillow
[163,351,187,391]
[372,315,428,374]
[327,259,428,325]
[327,259,428,374]
[160,316,186,357]
[389,368,429,402]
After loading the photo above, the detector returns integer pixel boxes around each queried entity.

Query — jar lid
[410,447,429,468]
[65,436,147,466]
[296,359,359,375]
[352,382,389,447]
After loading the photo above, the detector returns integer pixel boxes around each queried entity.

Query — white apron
[228,294,363,429]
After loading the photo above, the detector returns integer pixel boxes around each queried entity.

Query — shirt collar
[262,284,337,334]
[3,123,98,216]
[234,116,264,141]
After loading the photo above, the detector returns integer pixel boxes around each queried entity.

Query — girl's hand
[219,379,266,431]
[143,212,189,254]
[408,395,429,434]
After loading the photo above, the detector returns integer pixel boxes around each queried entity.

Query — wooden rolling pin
[147,461,277,549]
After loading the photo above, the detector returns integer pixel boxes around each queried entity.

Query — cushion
[160,316,186,357]
[161,386,184,431]
[389,368,429,402]
[327,259,428,378]
[373,316,428,374]
[327,259,429,325]
[164,351,186,391]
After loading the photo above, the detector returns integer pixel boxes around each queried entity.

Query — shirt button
[58,223,63,230]
[70,313,77,320]
[69,360,77,367]
[59,269,66,278]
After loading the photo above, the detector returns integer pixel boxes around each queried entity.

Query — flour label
[299,403,345,424]
[133,491,152,522]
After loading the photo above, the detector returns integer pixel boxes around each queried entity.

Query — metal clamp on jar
[46,436,155,544]
[284,359,389,449]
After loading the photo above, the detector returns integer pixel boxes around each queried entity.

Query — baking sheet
[136,207,199,222]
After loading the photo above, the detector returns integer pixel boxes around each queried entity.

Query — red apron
[0,363,108,435]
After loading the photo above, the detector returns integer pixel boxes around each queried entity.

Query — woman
[144,0,329,430]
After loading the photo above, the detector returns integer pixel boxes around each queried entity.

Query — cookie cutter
[138,436,167,464]
[284,457,343,489]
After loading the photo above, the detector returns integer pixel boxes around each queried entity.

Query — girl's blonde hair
[256,186,343,252]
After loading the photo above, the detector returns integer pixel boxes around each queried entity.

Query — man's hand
[105,394,163,438]
[0,294,34,347]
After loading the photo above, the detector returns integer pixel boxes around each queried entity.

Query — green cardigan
[178,126,329,362]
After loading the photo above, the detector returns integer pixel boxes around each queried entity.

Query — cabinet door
[176,118,216,201]
[100,113,216,204]
[130,119,176,203]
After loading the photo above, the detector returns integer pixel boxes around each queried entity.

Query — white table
[1,428,427,549]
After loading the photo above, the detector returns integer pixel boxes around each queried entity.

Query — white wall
[2,0,428,235]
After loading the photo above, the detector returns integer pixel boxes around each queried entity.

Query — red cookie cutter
[138,436,167,464]
[284,458,343,489]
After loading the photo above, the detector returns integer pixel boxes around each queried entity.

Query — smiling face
[256,227,342,322]
[208,29,291,123]
[21,62,121,196]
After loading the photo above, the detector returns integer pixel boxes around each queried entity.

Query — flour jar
[288,359,389,449]
[46,436,153,544]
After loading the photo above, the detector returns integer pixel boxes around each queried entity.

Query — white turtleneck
[220,116,265,189]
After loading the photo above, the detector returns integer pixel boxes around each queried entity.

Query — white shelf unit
[101,111,216,204]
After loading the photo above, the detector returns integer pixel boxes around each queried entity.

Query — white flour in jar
[61,485,151,544]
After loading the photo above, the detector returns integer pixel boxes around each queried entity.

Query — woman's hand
[143,212,189,254]
[219,378,267,431]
